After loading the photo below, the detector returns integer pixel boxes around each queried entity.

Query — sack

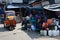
[22,25,25,27]
[55,26,58,30]
[52,30,59,36]
[56,30,59,36]
[40,30,44,36]
[44,30,47,36]
[40,30,47,36]
[55,21,59,26]
[31,25,36,31]
[48,30,53,36]
[47,19,52,25]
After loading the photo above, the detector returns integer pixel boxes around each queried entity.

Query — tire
[9,27,14,31]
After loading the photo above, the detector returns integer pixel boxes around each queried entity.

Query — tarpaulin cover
[0,7,4,14]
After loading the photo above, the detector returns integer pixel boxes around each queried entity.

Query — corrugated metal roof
[29,0,36,4]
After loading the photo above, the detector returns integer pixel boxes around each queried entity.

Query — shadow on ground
[0,24,8,32]
[22,29,60,40]
[0,27,8,32]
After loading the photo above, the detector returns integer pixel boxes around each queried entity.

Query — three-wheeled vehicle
[4,11,16,31]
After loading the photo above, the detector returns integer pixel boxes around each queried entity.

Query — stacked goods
[52,30,59,36]
[48,30,59,36]
[21,12,60,36]
[48,19,60,36]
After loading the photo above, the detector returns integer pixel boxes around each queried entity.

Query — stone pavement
[0,23,60,40]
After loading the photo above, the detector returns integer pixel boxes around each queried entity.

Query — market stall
[43,4,60,19]
[21,3,60,36]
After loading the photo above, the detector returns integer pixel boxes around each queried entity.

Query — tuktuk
[4,11,16,31]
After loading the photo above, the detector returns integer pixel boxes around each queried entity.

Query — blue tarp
[7,3,30,8]
[29,6,43,10]
[0,7,4,14]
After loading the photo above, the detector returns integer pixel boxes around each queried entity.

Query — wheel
[8,27,14,31]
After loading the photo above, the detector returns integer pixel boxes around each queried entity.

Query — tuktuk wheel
[8,26,14,31]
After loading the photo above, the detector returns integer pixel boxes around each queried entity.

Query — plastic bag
[48,30,53,36]
[22,25,25,27]
[55,26,58,30]
[31,25,36,31]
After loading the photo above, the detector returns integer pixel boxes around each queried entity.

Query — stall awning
[28,6,43,10]
[7,4,30,9]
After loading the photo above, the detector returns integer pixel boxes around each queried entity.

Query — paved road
[0,23,60,40]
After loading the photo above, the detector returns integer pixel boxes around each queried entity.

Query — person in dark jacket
[22,18,27,30]
[36,18,42,32]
